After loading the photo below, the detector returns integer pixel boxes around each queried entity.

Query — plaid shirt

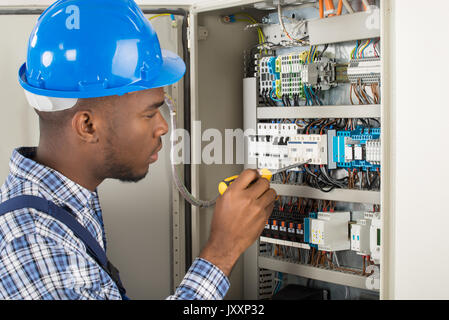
[0,147,229,300]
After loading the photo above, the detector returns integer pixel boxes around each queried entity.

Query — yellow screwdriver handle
[259,168,273,181]
[218,175,240,195]
[218,169,273,195]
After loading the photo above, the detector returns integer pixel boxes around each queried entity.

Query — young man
[0,0,276,299]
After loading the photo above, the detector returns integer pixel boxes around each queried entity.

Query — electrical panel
[235,0,383,300]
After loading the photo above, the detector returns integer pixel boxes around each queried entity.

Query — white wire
[342,0,355,13]
[277,3,308,45]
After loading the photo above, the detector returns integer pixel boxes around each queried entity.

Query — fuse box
[186,0,385,301]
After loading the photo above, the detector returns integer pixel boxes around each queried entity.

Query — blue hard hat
[18,0,186,98]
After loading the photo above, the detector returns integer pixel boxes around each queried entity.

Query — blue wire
[270,88,283,103]
[307,86,315,105]
[303,84,311,105]
[309,86,323,106]
[354,40,359,59]
[362,39,372,58]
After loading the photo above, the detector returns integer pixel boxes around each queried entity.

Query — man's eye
[146,114,156,119]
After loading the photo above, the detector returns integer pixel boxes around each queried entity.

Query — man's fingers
[264,202,275,219]
[247,176,271,199]
[229,169,260,191]
[258,188,277,210]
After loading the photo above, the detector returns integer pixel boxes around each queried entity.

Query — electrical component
[301,57,337,90]
[351,214,372,255]
[280,123,298,136]
[347,57,381,84]
[259,50,339,106]
[288,134,328,165]
[332,127,381,171]
[261,201,311,249]
[278,53,304,100]
[310,211,350,252]
[253,122,325,170]
[259,56,277,97]
[369,211,381,264]
[366,140,381,165]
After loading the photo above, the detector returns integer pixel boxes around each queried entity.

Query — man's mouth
[149,144,162,163]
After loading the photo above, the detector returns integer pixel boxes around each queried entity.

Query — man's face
[100,87,168,182]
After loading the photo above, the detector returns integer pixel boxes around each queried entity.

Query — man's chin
[117,170,149,183]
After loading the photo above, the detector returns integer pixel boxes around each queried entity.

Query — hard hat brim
[132,49,187,93]
[18,49,186,99]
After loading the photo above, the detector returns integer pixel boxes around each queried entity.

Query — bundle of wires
[231,13,268,77]
[290,118,381,192]
[273,272,283,295]
[232,13,266,46]
[349,39,381,105]
[350,80,379,105]
[306,45,318,64]
[304,85,323,106]
[277,3,308,45]
[350,38,379,59]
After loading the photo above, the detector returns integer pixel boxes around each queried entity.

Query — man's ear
[71,110,99,143]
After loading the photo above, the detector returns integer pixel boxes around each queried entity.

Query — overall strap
[0,195,128,299]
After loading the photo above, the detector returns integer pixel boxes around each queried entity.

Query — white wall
[391,0,449,299]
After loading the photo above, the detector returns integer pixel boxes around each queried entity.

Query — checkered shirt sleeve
[166,258,230,300]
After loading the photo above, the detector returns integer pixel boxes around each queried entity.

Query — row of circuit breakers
[261,209,381,264]
[259,53,381,98]
[249,122,381,171]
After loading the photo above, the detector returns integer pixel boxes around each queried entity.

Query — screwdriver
[218,160,312,195]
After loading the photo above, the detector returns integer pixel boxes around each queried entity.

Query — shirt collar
[9,147,98,214]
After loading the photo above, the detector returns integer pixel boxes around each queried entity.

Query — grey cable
[166,95,218,208]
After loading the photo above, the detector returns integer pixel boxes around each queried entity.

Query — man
[0,0,276,300]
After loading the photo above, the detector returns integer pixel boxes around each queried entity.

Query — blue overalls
[0,195,129,300]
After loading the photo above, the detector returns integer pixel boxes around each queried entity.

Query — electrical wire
[234,13,265,45]
[342,0,355,13]
[277,3,308,45]
[166,94,218,208]
[149,13,173,20]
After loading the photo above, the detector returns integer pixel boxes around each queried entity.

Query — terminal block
[259,56,277,96]
[278,53,304,99]
[332,127,381,171]
[347,57,381,84]
[301,57,337,91]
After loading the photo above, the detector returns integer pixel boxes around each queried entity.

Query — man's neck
[34,142,102,192]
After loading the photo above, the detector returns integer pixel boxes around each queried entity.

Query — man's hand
[199,169,277,276]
